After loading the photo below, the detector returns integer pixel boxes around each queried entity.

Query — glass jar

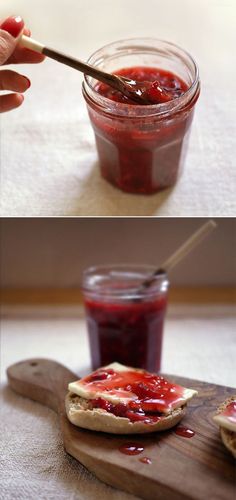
[82,265,169,372]
[82,38,200,195]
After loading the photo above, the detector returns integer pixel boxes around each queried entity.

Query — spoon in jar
[20,35,171,105]
[140,219,217,291]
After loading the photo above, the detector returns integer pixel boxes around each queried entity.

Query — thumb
[0,16,24,65]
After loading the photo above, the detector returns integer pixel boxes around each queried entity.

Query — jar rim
[83,37,200,119]
[82,264,169,299]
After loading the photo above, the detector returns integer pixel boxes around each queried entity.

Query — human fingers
[0,16,24,65]
[24,28,31,37]
[0,69,30,92]
[0,92,24,113]
[7,43,45,64]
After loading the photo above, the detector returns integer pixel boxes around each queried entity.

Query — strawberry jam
[220,400,236,425]
[91,396,160,423]
[119,443,144,455]
[174,426,195,438]
[84,295,167,371]
[80,366,187,423]
[139,457,152,464]
[83,265,168,372]
[83,39,200,194]
[96,67,188,105]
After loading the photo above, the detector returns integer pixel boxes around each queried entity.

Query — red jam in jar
[83,39,200,194]
[82,265,168,371]
[95,67,188,105]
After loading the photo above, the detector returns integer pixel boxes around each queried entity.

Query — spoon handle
[161,219,217,274]
[20,35,118,88]
[141,219,217,290]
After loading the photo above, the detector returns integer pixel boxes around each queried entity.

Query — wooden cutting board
[7,358,235,500]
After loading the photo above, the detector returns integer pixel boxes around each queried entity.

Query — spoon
[20,35,155,105]
[140,219,217,291]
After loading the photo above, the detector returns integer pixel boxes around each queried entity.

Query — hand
[0,15,45,113]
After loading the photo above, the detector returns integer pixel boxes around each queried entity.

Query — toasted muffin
[65,362,197,434]
[213,395,236,458]
[65,392,186,434]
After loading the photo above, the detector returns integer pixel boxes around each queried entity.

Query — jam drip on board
[119,443,144,455]
[139,457,152,464]
[174,426,195,438]
[96,66,188,105]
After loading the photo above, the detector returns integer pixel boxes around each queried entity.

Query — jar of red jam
[82,265,169,372]
[82,38,200,195]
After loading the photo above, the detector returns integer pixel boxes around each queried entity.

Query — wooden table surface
[1,304,235,499]
[1,0,235,216]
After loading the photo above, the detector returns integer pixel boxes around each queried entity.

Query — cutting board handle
[7,358,77,414]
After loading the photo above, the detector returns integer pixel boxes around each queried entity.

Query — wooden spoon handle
[7,358,77,414]
[20,35,119,88]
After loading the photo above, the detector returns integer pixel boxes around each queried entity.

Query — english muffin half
[66,362,197,434]
[213,395,236,458]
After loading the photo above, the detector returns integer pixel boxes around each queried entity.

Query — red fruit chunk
[112,403,128,417]
[136,399,167,412]
[95,66,188,107]
[129,400,143,411]
[92,397,112,412]
[88,369,115,382]
[126,410,147,422]
[129,382,160,399]
[222,401,236,422]
[146,80,172,104]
